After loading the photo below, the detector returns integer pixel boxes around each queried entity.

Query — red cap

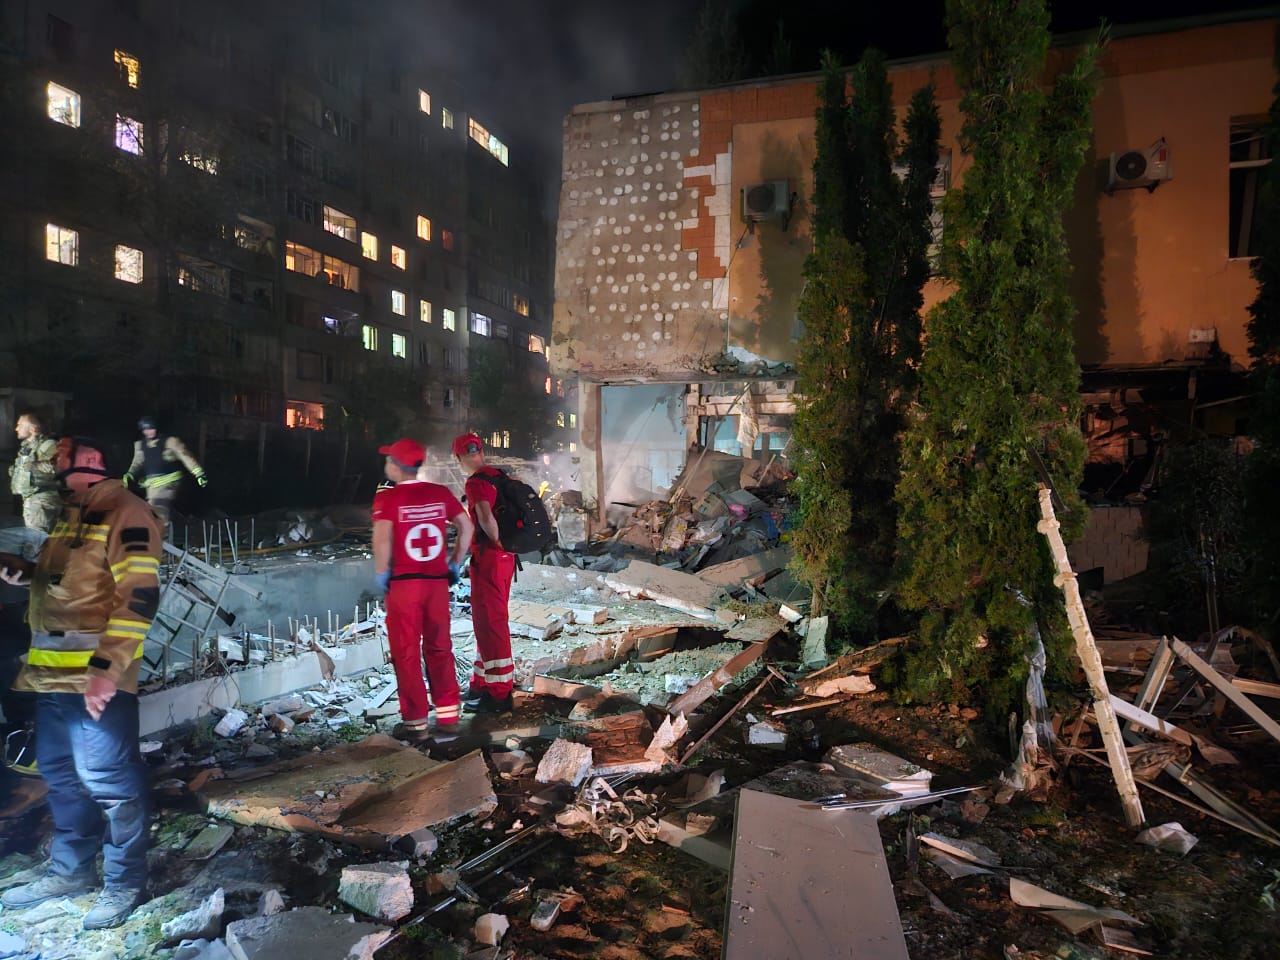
[378,438,426,467]
[451,432,484,457]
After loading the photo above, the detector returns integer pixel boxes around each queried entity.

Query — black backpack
[476,470,554,554]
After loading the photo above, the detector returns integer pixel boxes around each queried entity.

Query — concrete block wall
[1067,505,1149,584]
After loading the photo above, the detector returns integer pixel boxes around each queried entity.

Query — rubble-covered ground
[3,458,1280,958]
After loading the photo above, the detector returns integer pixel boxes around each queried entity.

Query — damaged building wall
[600,385,686,509]
[553,16,1275,512]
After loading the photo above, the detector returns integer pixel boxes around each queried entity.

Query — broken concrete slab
[723,789,909,960]
[825,743,934,796]
[800,673,876,699]
[184,823,236,861]
[199,736,495,848]
[694,546,790,589]
[799,615,830,667]
[507,599,573,641]
[224,907,391,960]
[535,739,594,786]
[604,560,721,619]
[173,939,234,960]
[531,675,603,701]
[746,720,787,748]
[162,887,225,944]
[724,618,786,644]
[474,912,510,946]
[338,862,414,921]
[396,828,439,858]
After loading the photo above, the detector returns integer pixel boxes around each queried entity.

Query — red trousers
[386,578,460,725]
[468,547,516,698]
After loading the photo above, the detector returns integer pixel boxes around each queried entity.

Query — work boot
[82,885,145,930]
[2,870,95,909]
[391,721,432,743]
[469,691,513,715]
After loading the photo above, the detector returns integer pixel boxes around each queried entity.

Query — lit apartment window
[391,332,407,358]
[468,117,509,166]
[442,307,456,331]
[416,215,431,241]
[390,245,406,269]
[114,245,143,283]
[569,441,577,453]
[323,205,356,243]
[556,379,565,397]
[418,89,431,114]
[419,299,432,323]
[361,231,378,260]
[441,230,454,252]
[362,324,378,351]
[470,312,491,336]
[391,289,406,315]
[114,49,140,88]
[45,223,78,265]
[1231,120,1272,259]
[556,411,566,428]
[285,240,320,276]
[528,333,545,353]
[441,107,453,130]
[47,82,80,127]
[502,430,510,449]
[544,376,552,395]
[513,293,530,316]
[115,114,143,154]
[569,413,577,428]
[490,431,502,447]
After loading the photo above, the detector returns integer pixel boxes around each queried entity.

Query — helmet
[137,416,157,431]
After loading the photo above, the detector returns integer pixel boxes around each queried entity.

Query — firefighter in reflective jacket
[0,436,162,929]
[123,416,206,525]
[372,438,473,741]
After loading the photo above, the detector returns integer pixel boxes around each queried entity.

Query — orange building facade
[552,14,1275,513]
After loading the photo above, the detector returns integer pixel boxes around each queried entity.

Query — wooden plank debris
[667,639,771,718]
[723,789,909,960]
[1037,485,1144,828]
[1169,637,1280,744]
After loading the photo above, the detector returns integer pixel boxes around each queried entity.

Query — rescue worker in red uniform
[372,438,473,741]
[452,433,516,714]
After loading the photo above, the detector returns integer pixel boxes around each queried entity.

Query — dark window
[46,14,73,60]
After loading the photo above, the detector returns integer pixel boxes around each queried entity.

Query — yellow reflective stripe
[48,523,110,544]
[106,619,149,641]
[110,556,159,583]
[28,648,92,668]
[143,471,183,488]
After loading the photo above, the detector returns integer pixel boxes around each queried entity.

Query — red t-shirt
[372,480,463,577]
[464,466,503,549]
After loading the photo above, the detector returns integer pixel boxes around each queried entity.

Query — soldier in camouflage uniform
[8,413,60,533]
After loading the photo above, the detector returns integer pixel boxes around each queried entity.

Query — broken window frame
[1230,118,1271,259]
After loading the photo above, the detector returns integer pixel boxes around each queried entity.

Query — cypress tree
[893,0,1101,707]
[1244,26,1280,633]
[791,52,939,638]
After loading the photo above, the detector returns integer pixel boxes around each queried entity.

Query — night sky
[436,0,1275,164]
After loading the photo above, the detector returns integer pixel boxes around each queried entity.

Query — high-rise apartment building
[0,0,556,506]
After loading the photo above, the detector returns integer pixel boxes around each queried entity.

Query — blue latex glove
[447,561,462,586]
[374,570,391,594]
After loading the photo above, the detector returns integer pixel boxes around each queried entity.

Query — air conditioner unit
[742,180,791,222]
[1107,138,1172,193]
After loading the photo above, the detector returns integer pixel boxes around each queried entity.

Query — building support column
[579,381,605,525]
